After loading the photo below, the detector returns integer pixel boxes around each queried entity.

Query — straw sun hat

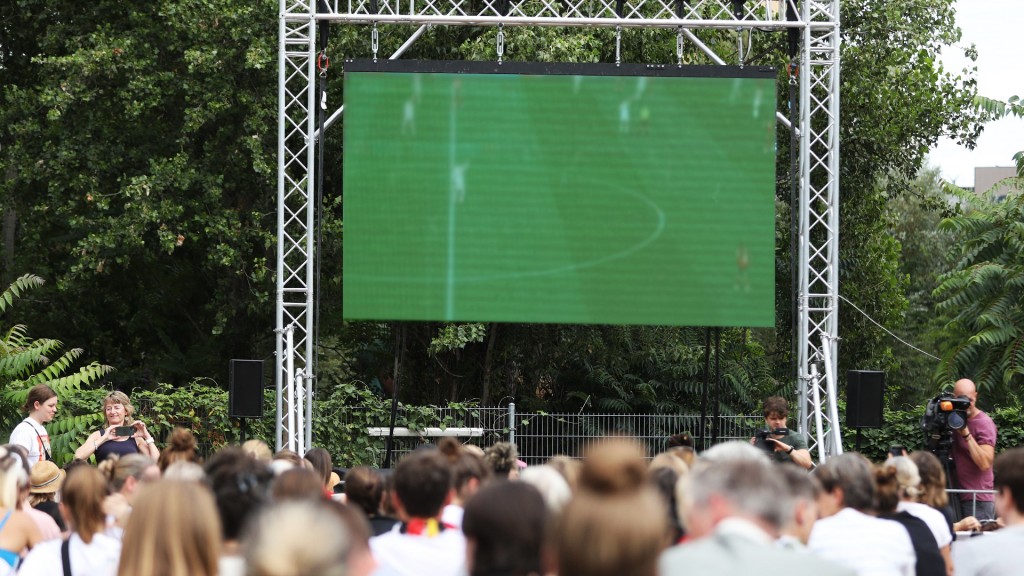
[29,461,66,494]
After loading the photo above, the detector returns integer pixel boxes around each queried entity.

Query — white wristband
[145,438,155,445]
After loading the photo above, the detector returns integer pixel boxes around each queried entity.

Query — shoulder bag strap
[61,537,72,576]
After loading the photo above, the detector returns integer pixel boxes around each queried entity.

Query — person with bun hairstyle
[550,438,670,576]
[157,427,199,472]
[483,442,520,479]
[873,462,945,576]
[18,465,120,576]
[99,454,160,534]
[74,391,159,463]
[438,437,491,529]
[9,384,58,464]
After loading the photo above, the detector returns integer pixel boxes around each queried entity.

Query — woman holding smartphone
[74,391,160,463]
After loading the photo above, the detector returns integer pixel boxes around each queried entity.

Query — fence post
[508,402,516,446]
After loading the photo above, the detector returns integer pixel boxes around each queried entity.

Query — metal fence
[345,404,764,467]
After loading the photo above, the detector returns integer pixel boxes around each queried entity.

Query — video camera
[921,392,971,453]
[752,427,789,452]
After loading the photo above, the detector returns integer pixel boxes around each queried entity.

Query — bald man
[952,378,997,521]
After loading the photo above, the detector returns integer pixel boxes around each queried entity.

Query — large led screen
[343,60,776,327]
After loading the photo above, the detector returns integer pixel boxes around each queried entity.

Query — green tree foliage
[828,0,982,386]
[2,0,988,419]
[886,167,961,405]
[0,0,278,384]
[934,187,1024,405]
[0,274,113,459]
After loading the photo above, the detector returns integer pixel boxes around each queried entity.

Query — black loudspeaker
[229,360,264,418]
[846,370,884,428]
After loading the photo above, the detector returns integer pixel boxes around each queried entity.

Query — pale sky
[927,0,1023,187]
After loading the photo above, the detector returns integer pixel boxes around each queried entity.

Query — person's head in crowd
[463,480,547,576]
[883,456,922,501]
[345,466,385,518]
[438,437,491,506]
[392,448,453,522]
[873,464,902,515]
[63,458,90,476]
[519,465,572,514]
[647,465,685,542]
[272,466,325,502]
[242,439,273,463]
[327,501,377,576]
[649,450,689,476]
[908,451,949,510]
[814,452,875,516]
[667,432,694,449]
[683,456,793,540]
[117,480,221,576]
[0,446,29,510]
[100,453,160,498]
[157,426,199,472]
[303,447,333,492]
[271,449,305,475]
[550,438,669,576]
[993,447,1024,524]
[776,463,822,545]
[700,439,768,463]
[243,500,354,576]
[101,391,135,425]
[545,455,580,493]
[483,442,520,479]
[61,465,108,543]
[204,446,274,547]
[162,460,206,483]
[28,460,65,507]
[22,384,58,421]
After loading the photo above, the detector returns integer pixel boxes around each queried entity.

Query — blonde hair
[243,439,273,463]
[117,480,221,576]
[61,466,107,543]
[103,391,135,421]
[909,451,949,508]
[244,500,351,576]
[885,456,923,500]
[0,447,28,509]
[99,453,156,492]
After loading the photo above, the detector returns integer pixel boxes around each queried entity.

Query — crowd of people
[1,381,1019,576]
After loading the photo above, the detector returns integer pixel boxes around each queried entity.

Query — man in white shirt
[809,453,916,576]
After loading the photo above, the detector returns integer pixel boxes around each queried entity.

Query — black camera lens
[948,413,966,430]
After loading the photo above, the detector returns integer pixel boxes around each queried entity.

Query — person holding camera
[751,396,813,470]
[951,378,997,521]
[73,391,160,463]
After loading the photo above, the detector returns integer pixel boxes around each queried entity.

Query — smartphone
[889,445,906,458]
[114,426,136,437]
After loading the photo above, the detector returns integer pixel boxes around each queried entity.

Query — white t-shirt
[809,507,916,576]
[17,532,121,576]
[953,525,1024,576]
[897,501,953,547]
[370,523,466,576]
[9,418,50,463]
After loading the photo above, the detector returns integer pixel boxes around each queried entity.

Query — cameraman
[951,378,997,521]
[751,396,813,470]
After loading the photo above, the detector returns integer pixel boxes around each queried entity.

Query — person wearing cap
[73,391,160,463]
[28,461,66,532]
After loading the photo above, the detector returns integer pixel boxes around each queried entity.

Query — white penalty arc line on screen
[361,183,667,286]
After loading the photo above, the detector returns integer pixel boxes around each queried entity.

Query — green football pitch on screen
[343,60,776,327]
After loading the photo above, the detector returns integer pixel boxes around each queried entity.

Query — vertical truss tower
[276,0,843,458]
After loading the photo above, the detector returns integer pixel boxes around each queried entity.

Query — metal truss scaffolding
[276,0,843,458]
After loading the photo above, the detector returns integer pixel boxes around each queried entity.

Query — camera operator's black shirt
[770,429,808,465]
